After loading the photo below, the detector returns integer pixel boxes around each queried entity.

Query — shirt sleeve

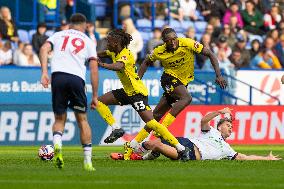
[148,48,158,62]
[224,143,238,160]
[47,33,56,45]
[87,40,97,61]
[184,38,203,54]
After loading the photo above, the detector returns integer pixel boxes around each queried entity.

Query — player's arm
[200,46,227,89]
[235,151,281,160]
[98,60,125,71]
[201,107,232,131]
[97,51,108,58]
[39,42,52,88]
[281,75,284,84]
[89,58,99,109]
[138,56,153,79]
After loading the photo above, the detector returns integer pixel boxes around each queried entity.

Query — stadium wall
[0,67,283,145]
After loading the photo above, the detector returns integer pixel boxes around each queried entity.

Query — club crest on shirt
[121,56,127,60]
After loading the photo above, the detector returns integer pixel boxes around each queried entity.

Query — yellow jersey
[106,48,148,96]
[148,38,203,85]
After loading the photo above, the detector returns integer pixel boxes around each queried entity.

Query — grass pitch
[0,145,283,189]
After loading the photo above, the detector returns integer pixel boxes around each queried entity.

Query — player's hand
[41,73,50,88]
[267,151,282,160]
[90,96,98,110]
[281,75,284,84]
[218,107,233,114]
[215,76,227,89]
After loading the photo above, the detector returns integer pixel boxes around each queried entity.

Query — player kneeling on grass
[111,107,281,161]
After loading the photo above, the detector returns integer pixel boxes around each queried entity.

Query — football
[38,145,54,161]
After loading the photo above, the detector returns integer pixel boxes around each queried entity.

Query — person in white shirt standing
[39,13,99,171]
[112,107,281,161]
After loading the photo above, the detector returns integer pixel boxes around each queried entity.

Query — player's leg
[131,96,171,147]
[51,72,70,169]
[68,74,95,171]
[143,139,179,160]
[168,85,192,117]
[74,112,95,171]
[96,91,120,126]
[97,89,129,143]
[137,110,190,161]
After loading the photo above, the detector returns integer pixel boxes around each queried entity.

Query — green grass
[0,145,284,189]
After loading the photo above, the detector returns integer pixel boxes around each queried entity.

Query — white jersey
[47,29,97,81]
[190,128,237,160]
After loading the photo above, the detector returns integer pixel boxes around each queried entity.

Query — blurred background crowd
[1,0,284,73]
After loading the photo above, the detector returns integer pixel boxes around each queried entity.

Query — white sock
[142,151,160,160]
[112,124,121,130]
[130,139,139,149]
[53,131,62,148]
[83,144,92,164]
[175,143,185,152]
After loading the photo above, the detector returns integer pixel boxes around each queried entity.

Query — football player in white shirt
[39,13,98,171]
[112,107,281,161]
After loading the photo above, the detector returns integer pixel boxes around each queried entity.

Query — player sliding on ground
[111,107,281,161]
[96,29,191,161]
[39,13,98,171]
[123,27,227,159]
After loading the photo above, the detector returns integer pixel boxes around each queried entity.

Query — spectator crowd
[1,0,284,73]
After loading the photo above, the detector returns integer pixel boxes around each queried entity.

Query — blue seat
[177,33,185,38]
[136,19,152,32]
[169,20,182,32]
[28,29,36,41]
[195,33,202,41]
[181,20,194,30]
[194,21,207,33]
[140,31,152,41]
[45,30,54,37]
[154,19,165,28]
[18,29,30,43]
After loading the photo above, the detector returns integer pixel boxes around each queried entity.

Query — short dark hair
[70,13,87,25]
[217,118,232,128]
[161,28,176,39]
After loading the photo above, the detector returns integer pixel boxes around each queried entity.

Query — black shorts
[112,88,151,112]
[161,137,196,160]
[51,72,87,114]
[160,73,186,106]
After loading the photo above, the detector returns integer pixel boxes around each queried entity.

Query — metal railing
[191,72,281,105]
[113,0,171,29]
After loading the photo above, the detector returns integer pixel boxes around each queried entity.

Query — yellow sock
[96,101,115,126]
[146,119,179,147]
[134,128,150,143]
[161,113,176,128]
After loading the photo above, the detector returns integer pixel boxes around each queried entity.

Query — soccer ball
[38,145,54,161]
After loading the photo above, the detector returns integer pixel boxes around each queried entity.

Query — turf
[0,146,283,189]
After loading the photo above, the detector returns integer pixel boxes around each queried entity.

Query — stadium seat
[181,20,194,30]
[18,29,30,43]
[45,30,54,37]
[177,33,185,38]
[194,21,207,33]
[137,19,152,28]
[140,31,152,41]
[195,33,202,41]
[28,29,36,41]
[154,19,165,28]
[169,20,182,32]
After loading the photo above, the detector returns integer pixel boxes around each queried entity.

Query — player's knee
[152,141,164,151]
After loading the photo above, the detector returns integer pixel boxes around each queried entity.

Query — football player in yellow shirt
[125,28,228,154]
[96,29,191,161]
